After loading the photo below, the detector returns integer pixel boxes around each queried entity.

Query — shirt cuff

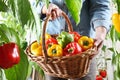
[91,19,111,32]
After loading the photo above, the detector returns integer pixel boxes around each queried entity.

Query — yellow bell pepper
[112,13,120,32]
[30,41,42,56]
[78,36,94,51]
[47,44,63,57]
[40,33,51,44]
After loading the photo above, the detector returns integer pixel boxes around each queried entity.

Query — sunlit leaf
[65,0,81,25]
[0,24,20,45]
[30,61,44,77]
[30,2,42,42]
[8,0,32,26]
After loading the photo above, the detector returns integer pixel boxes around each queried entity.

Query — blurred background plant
[0,0,81,80]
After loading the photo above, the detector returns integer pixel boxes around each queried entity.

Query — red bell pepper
[63,42,82,56]
[0,42,20,69]
[96,75,103,80]
[45,37,58,48]
[99,69,107,78]
[69,31,81,42]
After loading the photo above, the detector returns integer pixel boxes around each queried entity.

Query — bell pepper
[47,44,63,57]
[30,41,42,56]
[112,0,120,32]
[40,33,51,44]
[45,37,58,49]
[69,31,81,42]
[112,13,120,32]
[78,36,94,51]
[57,31,74,48]
[0,42,20,69]
[63,42,82,56]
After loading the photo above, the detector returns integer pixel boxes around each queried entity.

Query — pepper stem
[52,49,57,54]
[83,40,89,46]
[68,48,73,53]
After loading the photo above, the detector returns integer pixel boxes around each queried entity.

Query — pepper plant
[109,0,120,80]
[0,0,82,80]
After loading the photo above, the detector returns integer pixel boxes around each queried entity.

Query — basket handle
[42,11,73,63]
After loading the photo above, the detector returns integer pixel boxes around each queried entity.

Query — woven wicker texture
[26,11,95,79]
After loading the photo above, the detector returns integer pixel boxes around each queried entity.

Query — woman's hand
[42,3,62,20]
[90,26,107,59]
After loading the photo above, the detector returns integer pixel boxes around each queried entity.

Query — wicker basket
[26,11,95,79]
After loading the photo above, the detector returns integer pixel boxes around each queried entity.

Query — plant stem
[117,0,120,14]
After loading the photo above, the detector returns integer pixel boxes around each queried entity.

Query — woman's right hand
[42,3,62,20]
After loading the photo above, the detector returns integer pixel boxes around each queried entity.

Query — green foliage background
[0,0,81,80]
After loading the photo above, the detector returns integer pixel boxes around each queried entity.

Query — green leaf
[21,41,28,50]
[16,0,32,26]
[30,62,44,77]
[105,58,112,61]
[30,2,42,42]
[102,45,106,52]
[65,0,82,25]
[8,0,32,26]
[45,0,49,8]
[116,62,120,78]
[113,54,120,79]
[114,71,120,80]
[108,47,114,52]
[8,0,16,16]
[116,0,120,14]
[0,69,6,80]
[0,24,10,43]
[110,26,115,42]
[4,49,29,80]
[116,31,120,41]
[0,24,20,45]
[112,53,116,65]
[0,0,8,12]
[8,28,20,45]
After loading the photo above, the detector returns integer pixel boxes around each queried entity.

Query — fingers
[94,39,103,51]
[46,4,62,20]
[89,50,99,59]
[89,39,104,59]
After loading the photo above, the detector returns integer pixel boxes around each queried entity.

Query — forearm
[95,26,107,40]
[90,0,112,32]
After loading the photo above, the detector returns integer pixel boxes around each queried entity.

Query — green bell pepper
[57,31,74,48]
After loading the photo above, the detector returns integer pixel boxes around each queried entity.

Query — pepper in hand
[78,36,94,51]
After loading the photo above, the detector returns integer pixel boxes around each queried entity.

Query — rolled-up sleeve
[89,0,112,32]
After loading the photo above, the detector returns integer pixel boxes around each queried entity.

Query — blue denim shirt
[36,0,111,38]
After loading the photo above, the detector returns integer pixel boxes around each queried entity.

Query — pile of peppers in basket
[30,31,94,57]
[0,42,20,69]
